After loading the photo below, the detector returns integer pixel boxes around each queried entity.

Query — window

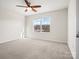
[33,16,51,32]
[33,19,41,32]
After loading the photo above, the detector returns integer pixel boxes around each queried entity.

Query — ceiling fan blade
[25,9,28,12]
[16,5,27,8]
[24,0,31,7]
[31,5,41,8]
[32,8,37,12]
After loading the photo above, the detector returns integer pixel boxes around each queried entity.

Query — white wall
[0,7,25,43]
[25,9,68,43]
[68,0,76,59]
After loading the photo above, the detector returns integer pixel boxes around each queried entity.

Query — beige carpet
[0,39,73,59]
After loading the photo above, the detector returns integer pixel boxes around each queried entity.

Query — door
[76,0,79,59]
[76,38,79,59]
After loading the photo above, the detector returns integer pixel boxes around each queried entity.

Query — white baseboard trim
[24,37,67,44]
[0,39,19,44]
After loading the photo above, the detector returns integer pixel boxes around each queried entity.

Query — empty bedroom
[0,0,77,59]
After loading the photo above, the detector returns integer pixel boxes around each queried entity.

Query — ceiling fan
[16,0,41,12]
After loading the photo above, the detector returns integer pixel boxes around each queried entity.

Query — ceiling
[0,0,69,16]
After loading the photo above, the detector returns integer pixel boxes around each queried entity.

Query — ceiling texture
[0,0,69,16]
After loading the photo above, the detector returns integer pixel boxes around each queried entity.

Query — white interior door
[76,38,79,59]
[76,0,79,59]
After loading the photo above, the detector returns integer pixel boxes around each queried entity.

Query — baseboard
[24,37,67,44]
[0,39,19,45]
